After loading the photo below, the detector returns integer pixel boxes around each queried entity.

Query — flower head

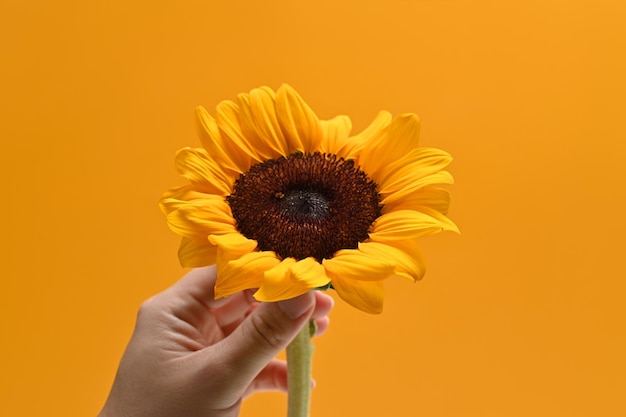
[160,85,458,313]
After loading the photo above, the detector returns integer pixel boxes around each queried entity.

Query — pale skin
[99,266,334,417]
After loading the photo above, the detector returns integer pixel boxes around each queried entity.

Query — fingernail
[278,293,314,319]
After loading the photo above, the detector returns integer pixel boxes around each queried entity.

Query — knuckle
[247,311,289,349]
[136,296,158,321]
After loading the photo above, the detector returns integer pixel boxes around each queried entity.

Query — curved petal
[214,251,281,299]
[337,110,392,161]
[175,147,233,195]
[255,257,329,301]
[254,258,296,300]
[195,106,250,174]
[358,240,426,282]
[322,249,395,281]
[159,185,208,215]
[166,198,237,239]
[215,100,264,166]
[319,115,352,154]
[359,113,420,177]
[332,277,385,314]
[209,233,257,257]
[369,208,459,242]
[236,92,282,160]
[275,84,322,153]
[382,186,451,215]
[413,206,459,234]
[380,171,454,205]
[209,233,258,269]
[178,237,217,268]
[376,147,452,195]
[248,87,294,156]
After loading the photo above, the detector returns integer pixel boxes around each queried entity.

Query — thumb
[211,292,315,398]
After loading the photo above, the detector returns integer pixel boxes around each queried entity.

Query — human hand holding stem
[98,267,333,417]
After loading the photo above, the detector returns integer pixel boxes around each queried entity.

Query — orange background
[1,1,625,416]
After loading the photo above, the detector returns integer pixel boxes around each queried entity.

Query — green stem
[286,321,315,417]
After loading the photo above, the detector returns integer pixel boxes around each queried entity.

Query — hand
[99,266,334,417]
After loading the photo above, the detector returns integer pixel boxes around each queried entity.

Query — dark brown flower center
[226,152,381,261]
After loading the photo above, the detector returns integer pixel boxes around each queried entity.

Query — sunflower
[160,85,458,314]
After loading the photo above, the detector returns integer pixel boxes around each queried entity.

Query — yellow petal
[381,171,454,206]
[322,249,395,281]
[319,115,352,154]
[358,240,426,282]
[175,147,232,195]
[376,147,452,195]
[215,100,264,165]
[248,87,294,156]
[214,251,281,299]
[160,184,196,200]
[195,106,250,174]
[166,199,237,239]
[275,84,322,153]
[236,92,282,160]
[337,110,392,161]
[331,277,385,314]
[209,233,257,258]
[159,185,208,215]
[289,257,330,288]
[359,113,420,177]
[254,258,296,300]
[369,208,460,242]
[255,257,329,301]
[414,205,460,234]
[177,237,217,268]
[382,186,451,215]
[209,233,257,270]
